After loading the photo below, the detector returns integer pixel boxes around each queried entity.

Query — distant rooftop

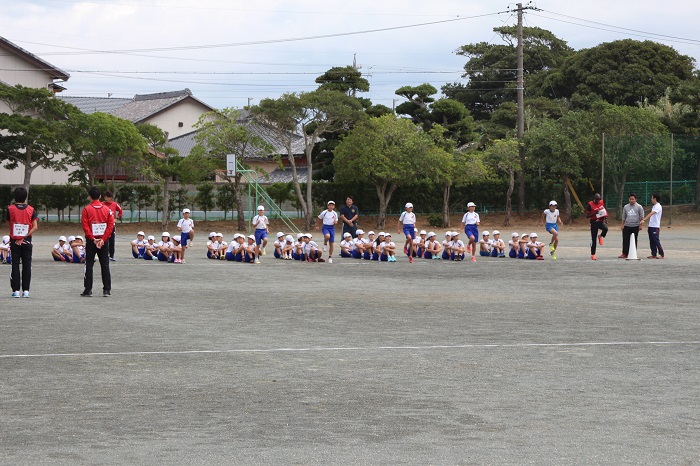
[0,36,70,82]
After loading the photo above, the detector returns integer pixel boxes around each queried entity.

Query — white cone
[626,231,641,260]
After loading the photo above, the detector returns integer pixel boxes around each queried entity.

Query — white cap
[530,232,538,238]
[216,232,223,237]
[356,229,365,235]
[427,231,436,237]
[445,231,452,237]
[493,230,500,235]
[512,232,519,237]
[467,202,476,207]
[277,231,284,237]
[67,235,75,242]
[147,235,155,240]
[137,231,145,236]
[2,235,9,242]
[343,232,351,237]
[58,235,67,242]
[367,231,375,236]
[248,234,256,240]
[452,231,459,235]
[549,200,557,206]
[419,230,427,235]
[414,227,418,232]
[385,233,392,237]
[173,236,181,242]
[482,231,490,236]
[162,232,170,237]
[257,205,265,211]
[327,200,335,205]
[521,233,529,237]
[75,235,84,241]
[378,232,385,236]
[209,231,216,238]
[182,208,191,214]
[302,233,312,238]
[285,235,294,242]
[405,202,413,208]
[297,233,303,239]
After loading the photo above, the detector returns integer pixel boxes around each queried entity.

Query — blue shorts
[424,251,433,259]
[254,229,268,245]
[546,223,558,233]
[490,249,498,257]
[442,251,450,260]
[403,224,415,239]
[527,248,541,259]
[465,225,479,240]
[509,249,517,258]
[157,252,169,262]
[479,251,490,257]
[351,250,361,259]
[72,254,83,264]
[180,231,190,247]
[133,247,145,258]
[380,254,388,262]
[322,225,335,243]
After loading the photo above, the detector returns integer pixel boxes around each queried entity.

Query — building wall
[143,99,211,139]
[0,159,72,186]
[0,51,56,90]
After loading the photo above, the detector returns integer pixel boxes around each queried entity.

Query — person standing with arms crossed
[339,196,359,239]
[102,191,122,261]
[586,193,608,260]
[81,186,115,297]
[8,187,38,298]
[619,193,644,259]
[640,193,664,259]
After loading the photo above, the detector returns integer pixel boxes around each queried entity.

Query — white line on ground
[1,340,699,359]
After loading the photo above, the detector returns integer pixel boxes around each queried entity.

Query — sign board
[226,154,236,177]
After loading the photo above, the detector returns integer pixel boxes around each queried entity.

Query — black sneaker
[80,289,92,297]
[103,289,111,297]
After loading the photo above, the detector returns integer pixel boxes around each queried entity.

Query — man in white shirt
[316,201,338,263]
[640,193,664,259]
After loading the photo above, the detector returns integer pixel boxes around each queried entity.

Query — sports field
[1,228,699,464]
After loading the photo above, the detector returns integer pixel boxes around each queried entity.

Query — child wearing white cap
[316,201,338,263]
[225,234,244,262]
[206,232,216,259]
[293,233,305,261]
[518,233,529,259]
[508,233,520,258]
[273,232,285,259]
[243,235,258,263]
[526,233,545,260]
[380,233,397,262]
[414,230,427,258]
[372,232,385,261]
[131,231,147,259]
[282,235,295,260]
[171,236,183,263]
[461,202,480,262]
[541,200,563,260]
[1,235,12,264]
[252,206,270,256]
[157,232,174,262]
[398,203,417,263]
[479,231,492,257]
[144,235,158,260]
[177,209,194,263]
[51,236,71,262]
[491,230,506,258]
[302,233,324,262]
[424,232,442,259]
[352,230,370,259]
[339,232,356,258]
[70,236,86,263]
[442,232,453,260]
[450,232,466,261]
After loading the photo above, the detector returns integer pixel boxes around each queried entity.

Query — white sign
[226,154,236,177]
[596,208,608,219]
[13,223,29,237]
[91,223,107,237]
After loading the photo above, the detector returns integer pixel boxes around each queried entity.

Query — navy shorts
[322,225,335,243]
[180,231,190,247]
[254,229,268,245]
[403,224,415,238]
[465,225,479,240]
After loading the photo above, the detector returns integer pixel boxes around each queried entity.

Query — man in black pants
[7,187,39,298]
[585,193,608,261]
[339,196,359,239]
[81,186,115,297]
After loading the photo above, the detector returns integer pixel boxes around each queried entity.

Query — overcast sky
[3,0,700,110]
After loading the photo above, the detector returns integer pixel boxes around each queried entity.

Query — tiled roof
[0,36,70,81]
[59,96,132,114]
[260,167,308,184]
[168,130,198,157]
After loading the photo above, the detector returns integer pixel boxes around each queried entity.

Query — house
[0,36,71,185]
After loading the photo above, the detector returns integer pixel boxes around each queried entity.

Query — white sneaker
[254,259,261,264]
[261,248,266,256]
[328,258,333,264]
[22,291,29,298]
[11,291,20,298]
[323,245,327,252]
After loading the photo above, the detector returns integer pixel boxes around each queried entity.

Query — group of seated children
[50,235,86,263]
[508,232,546,260]
[205,231,262,264]
[1,235,12,264]
[131,231,187,263]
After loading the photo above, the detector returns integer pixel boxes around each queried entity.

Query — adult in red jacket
[81,186,115,297]
[8,187,39,297]
[102,191,122,261]
[585,193,608,260]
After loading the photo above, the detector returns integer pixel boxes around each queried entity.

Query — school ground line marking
[2,340,699,360]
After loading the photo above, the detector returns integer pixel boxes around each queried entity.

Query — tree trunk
[562,175,572,223]
[375,182,398,229]
[442,181,451,228]
[287,150,308,228]
[161,180,170,230]
[304,147,314,231]
[517,144,526,215]
[233,176,245,231]
[503,168,515,227]
[613,174,627,220]
[696,153,700,211]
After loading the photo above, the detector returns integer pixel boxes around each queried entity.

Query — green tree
[265,182,293,216]
[134,184,155,222]
[0,85,75,191]
[195,182,216,221]
[191,108,272,230]
[334,115,452,228]
[137,123,179,228]
[315,66,370,97]
[483,138,521,226]
[216,183,236,220]
[253,90,364,229]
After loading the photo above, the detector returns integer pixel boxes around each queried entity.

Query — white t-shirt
[132,238,147,247]
[649,203,662,228]
[462,212,480,225]
[273,239,283,249]
[399,211,416,225]
[177,218,194,233]
[54,243,70,253]
[252,215,269,230]
[479,239,491,251]
[157,240,173,249]
[340,239,355,251]
[509,240,518,249]
[452,239,465,250]
[544,209,560,224]
[318,210,338,226]
[303,240,319,254]
[226,242,238,254]
[528,241,544,251]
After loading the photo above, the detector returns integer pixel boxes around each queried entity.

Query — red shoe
[591,254,597,261]
[408,256,413,263]
[307,258,317,262]
[598,235,604,246]
[536,256,544,260]
[317,258,326,262]
[618,254,627,259]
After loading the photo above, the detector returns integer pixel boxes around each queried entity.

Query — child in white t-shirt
[144,235,158,261]
[316,201,339,263]
[252,206,270,256]
[282,235,295,260]
[339,232,356,258]
[176,209,195,262]
[450,232,466,261]
[398,203,417,263]
[491,230,506,258]
[273,232,285,259]
[381,233,397,262]
[526,233,545,260]
[131,231,148,259]
[424,232,442,259]
[508,232,520,258]
[157,233,174,262]
[479,231,492,257]
[51,235,70,262]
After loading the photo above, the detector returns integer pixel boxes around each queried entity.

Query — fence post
[669,133,674,226]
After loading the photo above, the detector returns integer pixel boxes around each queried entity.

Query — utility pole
[513,2,538,215]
